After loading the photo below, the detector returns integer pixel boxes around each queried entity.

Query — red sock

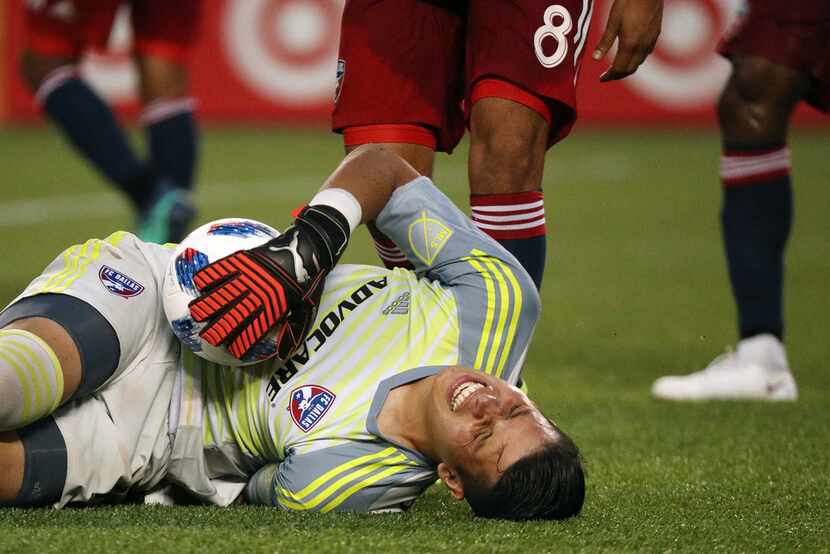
[368,224,414,270]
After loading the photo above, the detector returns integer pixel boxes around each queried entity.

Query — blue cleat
[138,186,195,244]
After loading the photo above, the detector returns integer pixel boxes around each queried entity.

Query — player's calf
[135,56,199,243]
[19,50,74,92]
[469,96,550,289]
[22,50,151,213]
[469,96,548,195]
[0,432,24,505]
[716,56,808,145]
[0,418,68,507]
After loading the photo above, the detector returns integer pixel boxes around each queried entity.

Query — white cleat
[652,334,798,401]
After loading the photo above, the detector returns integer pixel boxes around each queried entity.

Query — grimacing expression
[427,367,559,490]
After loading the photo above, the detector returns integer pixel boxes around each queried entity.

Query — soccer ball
[162,218,282,367]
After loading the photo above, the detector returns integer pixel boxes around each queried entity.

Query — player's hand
[593,0,663,82]
[188,205,350,360]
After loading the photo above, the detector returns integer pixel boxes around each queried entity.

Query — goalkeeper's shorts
[0,232,243,507]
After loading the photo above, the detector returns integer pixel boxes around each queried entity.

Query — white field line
[0,177,320,228]
[0,153,630,228]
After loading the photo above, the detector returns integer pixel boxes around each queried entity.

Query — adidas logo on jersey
[382,292,410,315]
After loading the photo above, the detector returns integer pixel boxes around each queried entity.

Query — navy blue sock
[720,144,792,340]
[497,236,546,290]
[145,101,199,191]
[41,75,150,209]
[470,191,547,290]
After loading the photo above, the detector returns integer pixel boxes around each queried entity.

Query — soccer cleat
[138,186,196,244]
[652,334,798,401]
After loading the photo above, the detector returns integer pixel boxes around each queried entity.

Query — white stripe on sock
[720,158,791,179]
[473,219,547,231]
[720,149,790,179]
[141,97,197,124]
[470,199,544,213]
[471,207,545,223]
[34,65,78,105]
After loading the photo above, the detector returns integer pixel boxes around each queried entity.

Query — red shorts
[332,0,595,153]
[718,0,830,112]
[24,0,201,64]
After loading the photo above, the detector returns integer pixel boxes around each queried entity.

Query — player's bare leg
[468,96,550,290]
[0,318,81,505]
[345,142,434,178]
[137,55,189,102]
[718,56,808,145]
[346,141,435,269]
[20,49,73,91]
[135,54,199,244]
[653,55,808,401]
[0,432,24,503]
[469,97,548,195]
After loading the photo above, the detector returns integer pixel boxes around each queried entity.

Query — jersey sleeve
[247,442,435,513]
[374,177,540,384]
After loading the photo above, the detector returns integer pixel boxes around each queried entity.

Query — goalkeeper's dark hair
[461,426,585,521]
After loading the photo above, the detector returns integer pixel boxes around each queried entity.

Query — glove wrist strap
[294,205,350,268]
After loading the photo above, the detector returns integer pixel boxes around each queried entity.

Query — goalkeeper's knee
[0,329,63,431]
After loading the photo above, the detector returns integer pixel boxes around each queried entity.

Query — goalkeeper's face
[426,367,559,495]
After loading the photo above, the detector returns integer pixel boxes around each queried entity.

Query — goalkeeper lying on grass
[0,146,584,520]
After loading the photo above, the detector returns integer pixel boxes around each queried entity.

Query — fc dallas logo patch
[289,385,335,432]
[99,265,144,298]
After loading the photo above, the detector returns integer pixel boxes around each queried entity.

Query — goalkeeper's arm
[188,146,422,360]
[315,144,422,224]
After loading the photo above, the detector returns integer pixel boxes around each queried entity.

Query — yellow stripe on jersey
[465,249,524,379]
[281,453,409,512]
[231,367,273,459]
[271,278,400,442]
[38,244,80,294]
[38,231,128,294]
[492,258,522,376]
[321,461,410,513]
[277,447,401,510]
[299,285,457,445]
[480,255,509,373]
[466,256,496,370]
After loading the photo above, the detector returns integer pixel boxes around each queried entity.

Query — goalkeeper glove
[188,205,350,360]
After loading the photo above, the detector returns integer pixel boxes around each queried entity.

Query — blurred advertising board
[0,0,825,126]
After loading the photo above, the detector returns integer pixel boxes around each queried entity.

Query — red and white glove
[188,205,350,360]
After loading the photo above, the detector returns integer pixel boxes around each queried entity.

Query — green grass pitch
[0,127,828,553]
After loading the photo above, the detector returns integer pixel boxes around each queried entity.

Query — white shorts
[1,231,206,506]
